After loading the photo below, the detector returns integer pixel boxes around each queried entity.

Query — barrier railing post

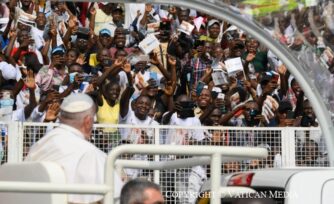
[154,127,160,185]
[7,122,24,163]
[210,153,222,204]
[281,128,296,167]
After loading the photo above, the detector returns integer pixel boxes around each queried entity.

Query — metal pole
[210,153,222,204]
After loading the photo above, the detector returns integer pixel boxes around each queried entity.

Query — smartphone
[103,59,112,66]
[196,81,205,96]
[83,75,92,82]
[286,110,294,119]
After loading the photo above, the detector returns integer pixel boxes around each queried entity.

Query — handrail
[105,145,268,204]
[0,182,110,194]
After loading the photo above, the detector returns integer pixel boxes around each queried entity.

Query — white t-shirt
[25,124,123,203]
[119,110,158,143]
[166,112,204,145]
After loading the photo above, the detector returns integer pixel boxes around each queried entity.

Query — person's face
[246,39,259,54]
[51,53,66,67]
[291,81,301,96]
[212,47,223,59]
[20,0,32,7]
[304,143,318,165]
[265,78,278,93]
[141,188,164,204]
[197,89,212,109]
[178,10,189,23]
[243,102,259,122]
[17,22,31,32]
[104,84,120,102]
[303,101,314,118]
[18,30,30,44]
[134,61,147,72]
[35,12,47,28]
[76,39,88,51]
[147,86,159,98]
[112,10,123,23]
[114,34,126,48]
[134,96,152,120]
[115,50,127,60]
[98,49,111,65]
[100,35,113,48]
[209,108,222,126]
[209,23,220,39]
[69,64,82,74]
[66,51,78,66]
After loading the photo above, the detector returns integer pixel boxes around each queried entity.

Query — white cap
[60,93,94,113]
[207,19,220,28]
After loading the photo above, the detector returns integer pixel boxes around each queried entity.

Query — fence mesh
[295,129,329,167]
[0,123,8,165]
[14,124,328,203]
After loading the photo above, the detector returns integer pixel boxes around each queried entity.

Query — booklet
[225,57,244,76]
[138,34,160,55]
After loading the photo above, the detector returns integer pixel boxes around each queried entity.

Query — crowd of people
[0,0,333,203]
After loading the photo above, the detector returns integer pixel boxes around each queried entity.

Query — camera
[83,75,92,82]
[177,101,195,119]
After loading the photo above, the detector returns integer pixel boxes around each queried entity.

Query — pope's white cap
[60,93,94,113]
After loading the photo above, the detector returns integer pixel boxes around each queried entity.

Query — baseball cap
[60,93,94,113]
[207,19,220,28]
[99,28,111,37]
[51,46,65,55]
[112,4,123,12]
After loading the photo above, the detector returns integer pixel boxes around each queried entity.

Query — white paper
[138,34,160,55]
[177,21,195,35]
[211,70,228,86]
[224,57,244,76]
[305,0,317,7]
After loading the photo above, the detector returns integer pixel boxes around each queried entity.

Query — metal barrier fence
[1,122,329,203]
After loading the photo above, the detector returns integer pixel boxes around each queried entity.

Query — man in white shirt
[26,93,123,204]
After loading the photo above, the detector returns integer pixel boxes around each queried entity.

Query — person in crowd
[120,179,164,204]
[25,93,123,203]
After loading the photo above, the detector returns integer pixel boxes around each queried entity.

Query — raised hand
[9,28,17,39]
[24,70,36,90]
[150,52,161,66]
[113,58,126,68]
[136,10,142,18]
[277,64,287,75]
[76,54,86,65]
[45,103,60,122]
[167,55,177,66]
[245,53,256,62]
[122,62,131,73]
[163,81,175,96]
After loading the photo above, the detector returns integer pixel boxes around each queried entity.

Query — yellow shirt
[89,53,98,67]
[97,96,120,133]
